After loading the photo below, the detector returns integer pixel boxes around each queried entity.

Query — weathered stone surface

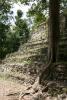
[53,64,67,81]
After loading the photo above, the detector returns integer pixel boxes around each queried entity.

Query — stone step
[4,54,47,63]
[23,40,47,47]
[23,47,47,53]
[58,57,67,61]
[58,48,67,53]
[53,64,67,80]
[22,46,47,54]
[27,39,47,44]
[58,54,67,59]
[59,44,67,48]
[23,43,47,50]
[60,36,67,41]
[59,41,67,46]
[7,45,48,58]
[5,49,47,60]
[58,52,67,56]
[60,32,67,37]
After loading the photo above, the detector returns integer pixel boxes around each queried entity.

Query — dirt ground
[0,79,26,100]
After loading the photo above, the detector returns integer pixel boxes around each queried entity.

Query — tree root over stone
[19,61,67,100]
[19,76,67,100]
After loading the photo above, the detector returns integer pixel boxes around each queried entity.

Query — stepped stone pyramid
[53,15,67,81]
[0,22,48,75]
[58,31,67,61]
[58,15,67,61]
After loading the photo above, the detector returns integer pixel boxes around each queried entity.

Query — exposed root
[39,59,53,85]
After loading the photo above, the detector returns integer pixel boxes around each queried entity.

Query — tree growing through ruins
[39,0,60,84]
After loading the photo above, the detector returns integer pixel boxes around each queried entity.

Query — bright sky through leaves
[10,2,31,24]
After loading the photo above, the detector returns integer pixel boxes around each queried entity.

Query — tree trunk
[48,0,60,62]
[39,0,60,84]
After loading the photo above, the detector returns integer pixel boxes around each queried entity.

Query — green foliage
[27,0,48,25]
[6,31,20,53]
[0,0,11,59]
[15,10,30,44]
[0,0,11,23]
[17,0,67,26]
[61,0,67,9]
[0,1,30,59]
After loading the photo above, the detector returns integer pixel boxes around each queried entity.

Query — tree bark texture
[48,0,60,62]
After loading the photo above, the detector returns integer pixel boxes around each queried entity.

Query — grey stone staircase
[3,40,47,63]
[58,30,67,61]
[0,22,48,75]
[53,28,67,81]
[53,63,67,81]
